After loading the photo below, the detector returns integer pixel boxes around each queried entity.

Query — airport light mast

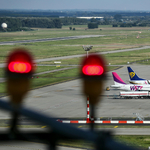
[82,45,93,58]
[82,45,93,122]
[80,54,107,130]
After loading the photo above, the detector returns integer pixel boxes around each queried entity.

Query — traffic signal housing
[5,48,34,78]
[80,54,107,105]
[81,54,106,79]
[5,48,35,105]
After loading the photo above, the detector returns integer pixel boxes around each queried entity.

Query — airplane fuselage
[129,80,149,85]
[111,84,150,91]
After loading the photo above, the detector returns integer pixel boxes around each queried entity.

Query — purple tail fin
[112,72,126,84]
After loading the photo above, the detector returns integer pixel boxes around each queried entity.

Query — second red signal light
[81,54,106,78]
[8,62,31,73]
[82,65,104,76]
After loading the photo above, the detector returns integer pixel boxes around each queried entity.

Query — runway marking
[55,90,63,92]
[71,86,79,87]
[0,144,41,150]
[114,126,118,128]
[78,126,82,128]
[41,126,46,128]
[33,96,42,98]
[117,66,125,70]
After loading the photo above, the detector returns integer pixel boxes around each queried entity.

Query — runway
[0,35,104,45]
[0,127,148,150]
[0,141,82,150]
[23,64,150,119]
[1,64,150,120]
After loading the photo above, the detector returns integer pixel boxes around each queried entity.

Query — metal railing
[0,99,138,150]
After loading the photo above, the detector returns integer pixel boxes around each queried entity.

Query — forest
[1,10,150,31]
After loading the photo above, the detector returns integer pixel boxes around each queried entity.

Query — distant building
[59,16,65,18]
[77,17,104,19]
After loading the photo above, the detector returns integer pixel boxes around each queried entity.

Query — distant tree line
[2,10,150,18]
[112,22,150,27]
[112,14,150,27]
[2,14,150,32]
[0,10,64,17]
[0,17,89,32]
[0,17,62,32]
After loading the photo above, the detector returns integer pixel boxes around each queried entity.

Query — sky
[0,0,150,11]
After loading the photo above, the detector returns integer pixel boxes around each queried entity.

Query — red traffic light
[81,54,106,77]
[82,65,104,75]
[6,48,34,77]
[8,62,31,73]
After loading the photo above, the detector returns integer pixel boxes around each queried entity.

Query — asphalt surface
[0,35,104,45]
[0,64,150,150]
[0,127,148,150]
[0,143,74,150]
[1,64,150,119]
[30,65,150,118]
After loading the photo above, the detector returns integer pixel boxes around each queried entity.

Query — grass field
[0,25,150,62]
[1,25,150,149]
[59,135,150,149]
[1,25,150,94]
[114,135,150,149]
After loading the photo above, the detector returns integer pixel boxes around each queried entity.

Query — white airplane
[127,66,150,85]
[110,72,150,91]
